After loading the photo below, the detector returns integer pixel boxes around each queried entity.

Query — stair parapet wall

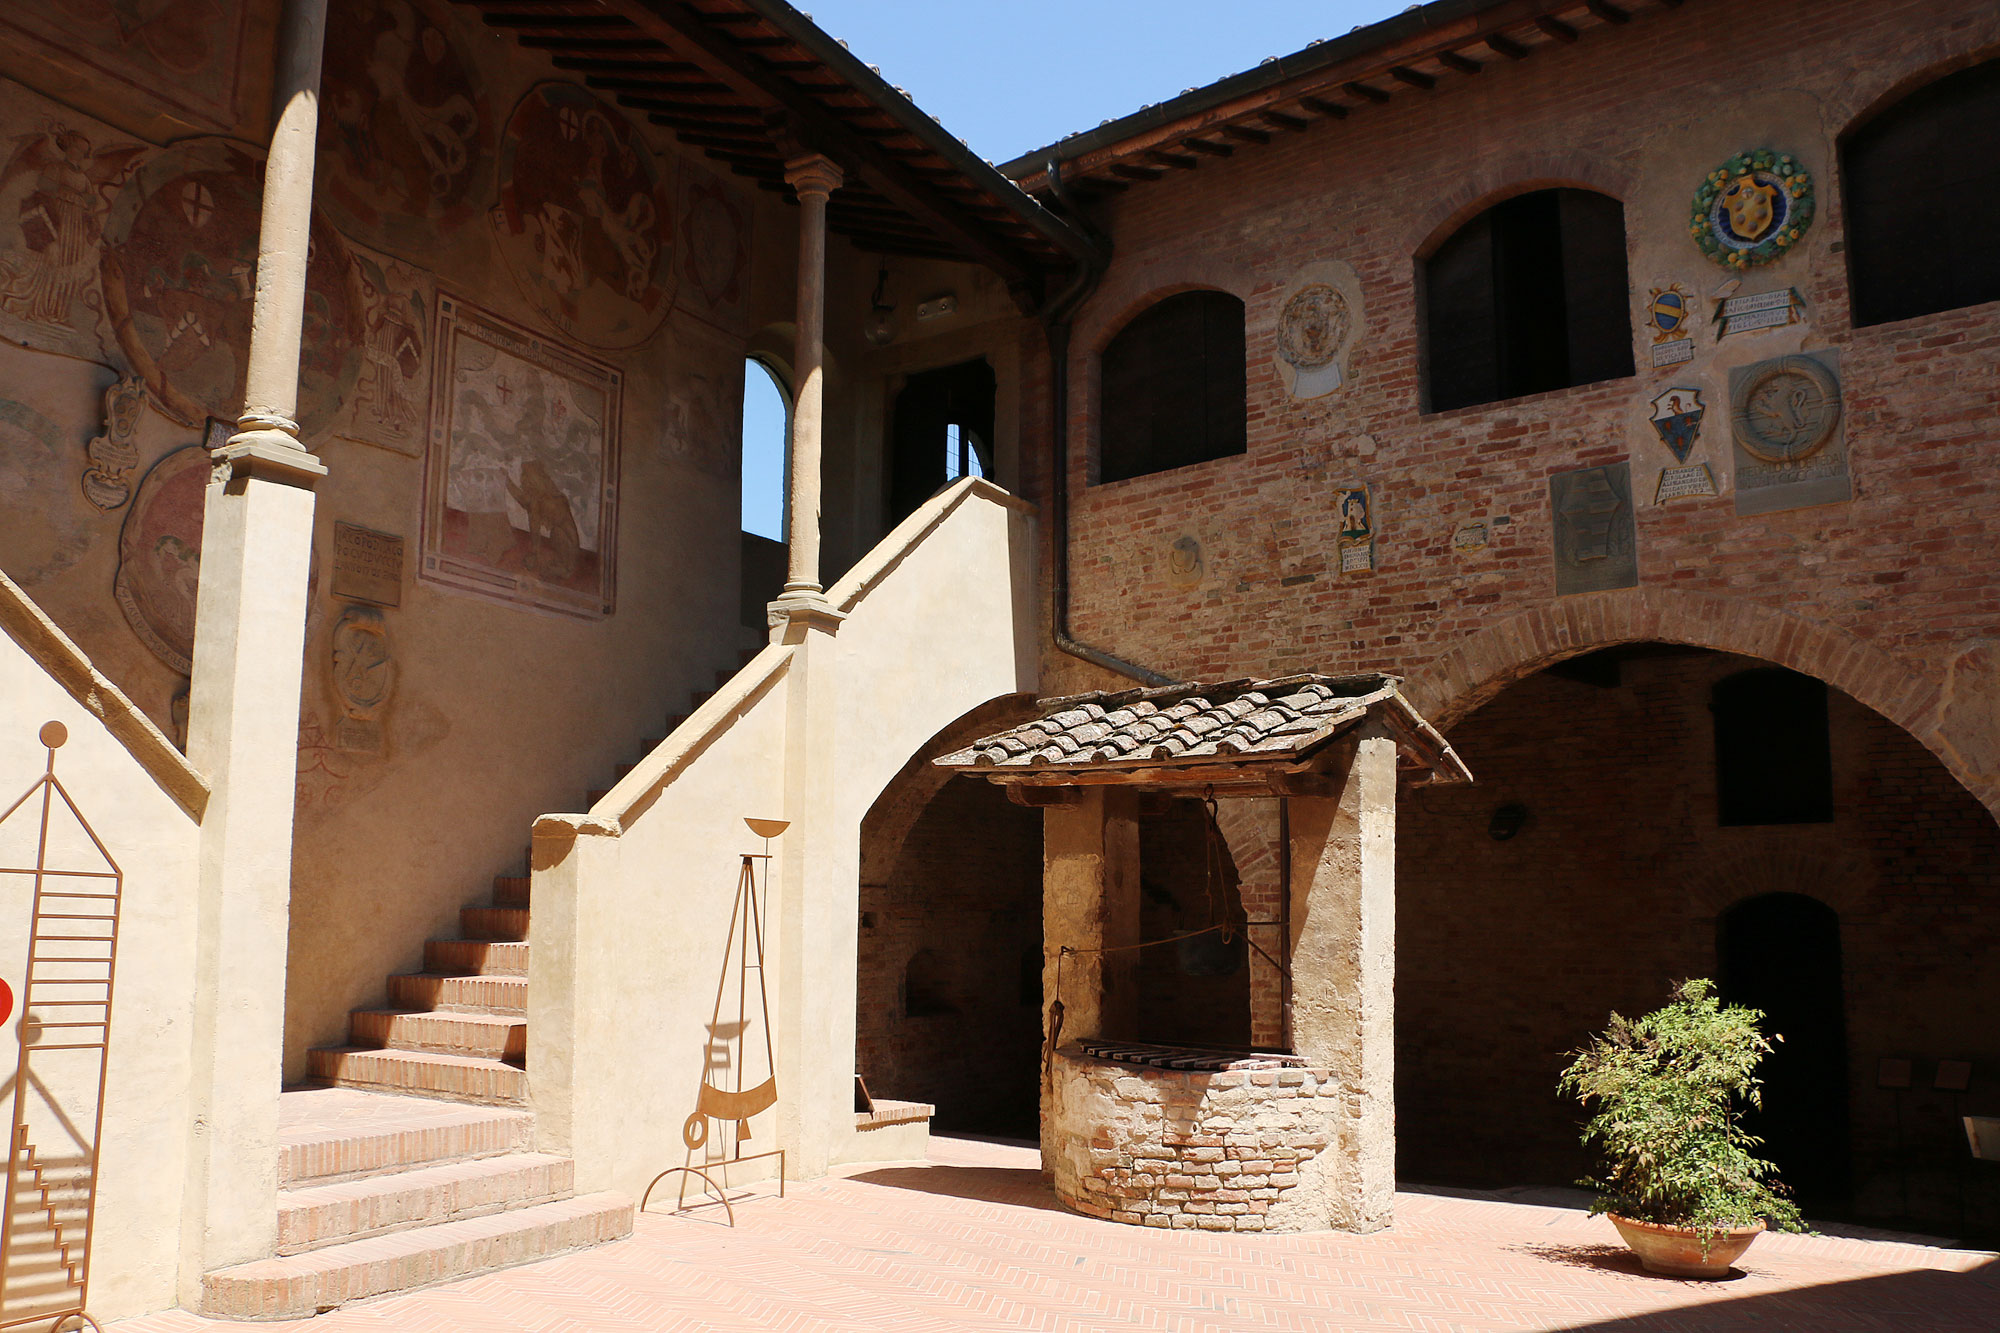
[528,478,1037,1200]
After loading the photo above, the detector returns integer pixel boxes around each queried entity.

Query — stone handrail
[0,568,208,819]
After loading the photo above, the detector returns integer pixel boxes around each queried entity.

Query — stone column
[1040,788,1140,1169]
[177,0,328,1294]
[773,154,843,611]
[1286,731,1399,1232]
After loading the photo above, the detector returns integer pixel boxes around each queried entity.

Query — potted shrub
[1559,978,1805,1277]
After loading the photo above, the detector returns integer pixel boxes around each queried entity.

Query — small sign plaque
[332,523,405,607]
[1654,463,1719,503]
[1650,338,1695,368]
[1715,287,1803,338]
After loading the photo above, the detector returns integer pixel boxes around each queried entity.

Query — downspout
[1039,160,1177,688]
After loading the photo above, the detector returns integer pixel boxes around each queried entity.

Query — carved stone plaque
[1549,461,1638,596]
[1729,352,1850,516]
[332,522,405,607]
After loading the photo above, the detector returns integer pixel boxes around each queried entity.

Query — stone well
[1047,1043,1339,1232]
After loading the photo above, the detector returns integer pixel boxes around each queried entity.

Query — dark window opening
[903,948,955,1018]
[1097,290,1247,484]
[1421,188,1634,413]
[1719,893,1851,1211]
[1712,668,1834,826]
[889,358,995,526]
[1844,58,2000,327]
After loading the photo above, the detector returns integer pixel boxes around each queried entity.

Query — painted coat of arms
[1649,387,1705,463]
[1647,285,1690,342]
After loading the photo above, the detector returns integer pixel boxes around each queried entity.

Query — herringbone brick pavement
[111,1136,2000,1332]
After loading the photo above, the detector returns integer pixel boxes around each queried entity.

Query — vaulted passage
[1395,645,2000,1237]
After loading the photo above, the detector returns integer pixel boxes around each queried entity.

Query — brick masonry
[1048,1048,1336,1232]
[1016,0,2000,823]
[1397,648,2000,1229]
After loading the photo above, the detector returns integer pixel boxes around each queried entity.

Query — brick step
[461,905,530,942]
[388,972,528,1016]
[276,1152,574,1255]
[492,876,530,909]
[350,1010,527,1061]
[424,938,529,977]
[309,1047,528,1107]
[200,1191,633,1320]
[278,1088,532,1187]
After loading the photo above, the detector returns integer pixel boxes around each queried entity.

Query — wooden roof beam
[1344,81,1391,103]
[1536,15,1580,41]
[1437,50,1483,75]
[1262,109,1309,131]
[1300,95,1349,118]
[1389,65,1435,90]
[595,0,1037,285]
[1109,162,1166,182]
[1486,32,1530,59]
[1184,137,1235,156]
[1221,123,1270,145]
[1144,148,1200,170]
[1586,0,1631,21]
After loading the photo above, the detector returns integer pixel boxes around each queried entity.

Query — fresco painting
[99,137,363,436]
[0,0,250,131]
[317,0,490,253]
[678,163,747,322]
[0,85,148,362]
[113,437,213,674]
[0,396,94,587]
[421,295,621,618]
[491,83,674,349]
[341,243,433,456]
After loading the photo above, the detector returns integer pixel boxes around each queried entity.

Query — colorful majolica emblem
[1690,149,1814,268]
[1647,285,1691,342]
[1649,386,1705,463]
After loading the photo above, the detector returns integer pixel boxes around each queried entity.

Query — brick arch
[1828,30,2000,144]
[1681,837,1875,925]
[1401,588,1991,819]
[1403,150,1635,261]
[1078,278,1254,367]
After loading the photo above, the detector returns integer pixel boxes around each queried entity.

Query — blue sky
[742,1,1411,537]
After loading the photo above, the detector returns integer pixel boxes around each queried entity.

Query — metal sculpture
[1,722,120,1333]
[641,818,786,1226]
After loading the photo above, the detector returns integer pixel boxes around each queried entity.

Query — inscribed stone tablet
[332,522,405,607]
[1549,462,1638,596]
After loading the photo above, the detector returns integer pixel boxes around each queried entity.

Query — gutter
[741,0,1103,273]
[1038,161,1176,689]
[996,0,1516,184]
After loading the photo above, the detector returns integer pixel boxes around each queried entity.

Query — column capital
[783,153,844,200]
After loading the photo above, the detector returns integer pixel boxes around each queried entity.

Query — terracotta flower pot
[1608,1213,1766,1278]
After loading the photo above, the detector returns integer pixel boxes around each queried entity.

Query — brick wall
[855,776,1043,1136]
[1396,648,2000,1228]
[1018,0,2000,820]
[1048,1049,1335,1231]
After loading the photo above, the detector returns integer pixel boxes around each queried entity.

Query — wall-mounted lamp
[863,262,897,346]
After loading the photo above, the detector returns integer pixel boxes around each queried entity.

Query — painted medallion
[99,138,363,434]
[490,83,675,349]
[114,440,211,674]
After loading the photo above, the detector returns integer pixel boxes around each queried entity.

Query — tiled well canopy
[935,673,1471,796]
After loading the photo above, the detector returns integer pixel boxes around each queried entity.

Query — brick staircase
[197,650,766,1316]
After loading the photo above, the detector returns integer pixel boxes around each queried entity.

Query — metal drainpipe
[1039,160,1177,689]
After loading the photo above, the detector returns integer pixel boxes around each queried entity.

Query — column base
[767,590,847,640]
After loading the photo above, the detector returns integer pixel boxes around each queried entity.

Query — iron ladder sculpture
[1,722,120,1333]
[641,818,787,1226]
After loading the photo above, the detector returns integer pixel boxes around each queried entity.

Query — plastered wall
[0,0,790,1075]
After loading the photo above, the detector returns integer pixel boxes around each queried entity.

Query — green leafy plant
[1559,978,1805,1242]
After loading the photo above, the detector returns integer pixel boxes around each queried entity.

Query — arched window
[1843,58,2000,327]
[889,358,995,525]
[1097,290,1246,484]
[1421,188,1633,413]
[1711,668,1833,826]
[739,358,789,624]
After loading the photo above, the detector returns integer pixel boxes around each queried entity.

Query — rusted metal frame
[597,4,1045,281]
[1,727,121,1331]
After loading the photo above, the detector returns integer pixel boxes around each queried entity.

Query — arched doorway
[1719,892,1851,1211]
[1396,643,2000,1230]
